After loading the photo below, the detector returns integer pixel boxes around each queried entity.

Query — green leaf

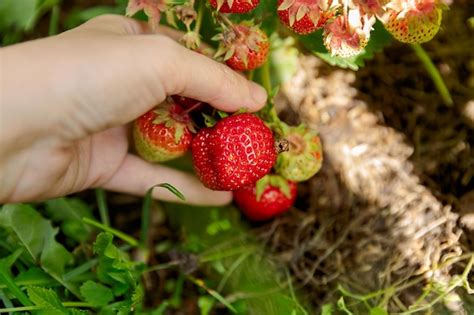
[15,267,56,287]
[0,204,75,295]
[80,281,114,307]
[93,233,143,296]
[27,286,68,315]
[369,307,389,315]
[40,226,74,279]
[0,249,32,306]
[45,198,94,242]
[198,296,215,315]
[0,0,37,31]
[321,303,333,315]
[0,204,50,261]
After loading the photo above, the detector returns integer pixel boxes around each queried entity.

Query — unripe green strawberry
[275,124,323,182]
[134,100,195,162]
[382,0,443,43]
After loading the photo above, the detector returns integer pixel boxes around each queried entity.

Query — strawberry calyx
[214,22,268,69]
[153,100,196,144]
[255,174,292,201]
[277,0,338,34]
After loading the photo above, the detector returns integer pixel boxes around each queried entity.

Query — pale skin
[0,15,267,205]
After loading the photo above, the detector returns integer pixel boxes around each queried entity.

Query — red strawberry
[381,0,443,43]
[209,0,260,14]
[192,113,276,191]
[233,175,297,221]
[215,24,269,71]
[134,100,195,162]
[277,0,337,35]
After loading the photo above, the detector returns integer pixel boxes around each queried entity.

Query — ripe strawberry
[215,24,269,71]
[381,0,443,43]
[234,175,297,221]
[277,0,337,35]
[323,8,375,58]
[134,100,195,162]
[192,113,276,191]
[275,123,323,182]
[209,0,260,14]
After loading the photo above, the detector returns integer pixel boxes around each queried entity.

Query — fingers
[102,154,232,206]
[150,39,268,112]
[82,15,268,113]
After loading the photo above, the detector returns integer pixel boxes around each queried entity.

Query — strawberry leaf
[27,286,68,315]
[80,280,114,307]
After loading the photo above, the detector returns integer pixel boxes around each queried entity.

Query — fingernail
[249,82,267,106]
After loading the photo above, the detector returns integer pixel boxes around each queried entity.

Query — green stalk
[83,217,139,247]
[411,44,453,106]
[48,5,60,36]
[95,189,110,226]
[194,0,205,34]
[0,302,92,314]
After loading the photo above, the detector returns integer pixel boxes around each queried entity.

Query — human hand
[0,15,267,205]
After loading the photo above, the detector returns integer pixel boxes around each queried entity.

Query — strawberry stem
[411,44,453,106]
[183,101,203,114]
[194,0,204,34]
[218,12,234,29]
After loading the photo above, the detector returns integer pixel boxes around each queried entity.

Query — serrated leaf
[80,280,114,307]
[15,267,55,287]
[93,233,143,296]
[27,286,68,315]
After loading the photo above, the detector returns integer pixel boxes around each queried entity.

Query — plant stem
[83,217,139,247]
[411,44,453,106]
[0,302,93,313]
[48,5,60,36]
[194,0,205,34]
[95,189,110,226]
